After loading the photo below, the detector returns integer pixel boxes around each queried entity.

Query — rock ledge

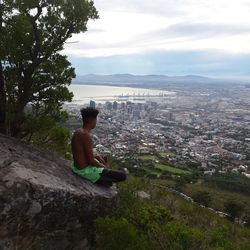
[0,133,117,250]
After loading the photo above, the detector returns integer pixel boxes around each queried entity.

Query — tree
[0,0,98,138]
[224,200,245,221]
[244,215,250,228]
[192,191,211,207]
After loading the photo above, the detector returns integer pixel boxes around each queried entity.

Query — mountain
[73,74,241,87]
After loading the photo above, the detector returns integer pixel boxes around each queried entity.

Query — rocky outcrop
[0,133,118,250]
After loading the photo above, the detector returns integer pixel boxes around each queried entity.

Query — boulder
[135,190,151,199]
[0,133,118,250]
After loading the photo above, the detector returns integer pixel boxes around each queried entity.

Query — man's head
[80,107,99,129]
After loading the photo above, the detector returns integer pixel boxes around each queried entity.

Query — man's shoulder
[74,128,91,139]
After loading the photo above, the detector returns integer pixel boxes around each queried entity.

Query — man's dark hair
[80,107,99,122]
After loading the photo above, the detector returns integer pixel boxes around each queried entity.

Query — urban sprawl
[64,84,250,179]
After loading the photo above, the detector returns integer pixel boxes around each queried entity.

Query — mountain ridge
[73,74,242,87]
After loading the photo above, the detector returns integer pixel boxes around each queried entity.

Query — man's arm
[83,133,106,168]
[95,155,107,165]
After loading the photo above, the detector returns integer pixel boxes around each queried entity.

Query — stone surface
[0,133,118,250]
[135,191,151,199]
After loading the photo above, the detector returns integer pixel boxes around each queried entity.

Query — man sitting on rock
[70,107,127,187]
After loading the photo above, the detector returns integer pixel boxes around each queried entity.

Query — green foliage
[29,124,71,158]
[0,0,98,140]
[162,220,204,250]
[130,202,173,233]
[224,200,245,221]
[192,191,212,207]
[159,151,176,157]
[138,154,157,160]
[93,177,250,250]
[154,163,191,175]
[204,173,250,195]
[113,177,150,219]
[207,225,250,250]
[245,216,250,228]
[94,217,152,250]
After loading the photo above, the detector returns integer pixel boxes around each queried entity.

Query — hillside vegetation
[92,159,250,250]
[93,175,250,250]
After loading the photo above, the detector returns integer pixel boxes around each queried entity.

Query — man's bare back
[71,128,106,169]
[70,107,127,186]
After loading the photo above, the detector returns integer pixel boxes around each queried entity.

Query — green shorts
[70,163,104,183]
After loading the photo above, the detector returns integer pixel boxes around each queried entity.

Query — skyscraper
[113,101,118,110]
[89,100,96,108]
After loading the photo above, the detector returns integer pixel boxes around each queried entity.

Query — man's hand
[95,155,107,166]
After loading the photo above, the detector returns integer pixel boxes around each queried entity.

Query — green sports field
[154,163,191,175]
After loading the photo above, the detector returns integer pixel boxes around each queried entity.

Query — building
[89,100,96,108]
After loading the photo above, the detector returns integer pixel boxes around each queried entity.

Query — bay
[67,84,176,104]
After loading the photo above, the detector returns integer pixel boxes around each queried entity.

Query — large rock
[0,133,118,250]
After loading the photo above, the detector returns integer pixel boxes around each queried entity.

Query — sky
[63,0,250,77]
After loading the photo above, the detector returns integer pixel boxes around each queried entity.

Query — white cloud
[63,0,250,58]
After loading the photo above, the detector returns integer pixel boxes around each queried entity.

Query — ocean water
[67,84,175,104]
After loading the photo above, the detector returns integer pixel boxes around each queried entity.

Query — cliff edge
[0,133,118,250]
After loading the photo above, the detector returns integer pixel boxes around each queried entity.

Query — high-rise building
[113,101,118,110]
[89,100,96,108]
[106,101,113,110]
[121,102,126,110]
[132,110,141,121]
[164,111,173,121]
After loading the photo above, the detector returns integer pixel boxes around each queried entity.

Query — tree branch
[0,2,6,133]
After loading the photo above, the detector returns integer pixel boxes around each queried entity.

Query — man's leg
[101,168,127,182]
[95,179,112,187]
[95,168,127,187]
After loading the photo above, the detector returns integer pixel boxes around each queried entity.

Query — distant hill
[73,74,243,87]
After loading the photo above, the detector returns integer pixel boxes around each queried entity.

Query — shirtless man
[70,107,127,187]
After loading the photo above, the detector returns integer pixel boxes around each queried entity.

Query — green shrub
[93,177,250,250]
[130,203,173,232]
[161,220,204,250]
[94,217,152,250]
[208,225,231,248]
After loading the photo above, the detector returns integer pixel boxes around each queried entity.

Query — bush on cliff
[93,177,250,250]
